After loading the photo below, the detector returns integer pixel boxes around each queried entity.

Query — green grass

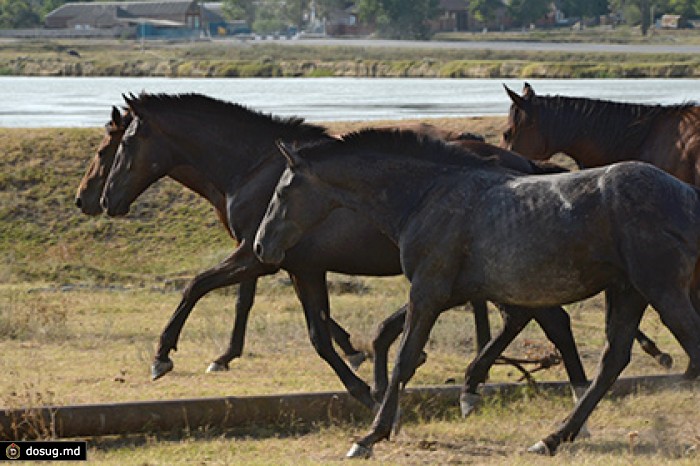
[1,122,698,463]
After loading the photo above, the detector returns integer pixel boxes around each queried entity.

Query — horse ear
[276,140,305,169]
[522,82,535,98]
[503,84,526,109]
[111,106,122,127]
[123,93,142,117]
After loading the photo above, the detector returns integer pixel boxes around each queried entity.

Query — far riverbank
[2,40,700,79]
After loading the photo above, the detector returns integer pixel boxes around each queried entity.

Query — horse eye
[502,130,511,142]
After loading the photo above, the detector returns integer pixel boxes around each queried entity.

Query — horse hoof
[657,353,673,369]
[346,443,372,459]
[151,359,174,380]
[346,352,367,371]
[460,392,481,418]
[527,440,554,456]
[206,361,229,373]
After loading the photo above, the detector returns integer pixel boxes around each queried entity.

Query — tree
[222,0,303,34]
[0,0,40,28]
[507,0,550,27]
[558,0,609,18]
[357,0,439,39]
[666,0,699,16]
[609,0,665,34]
[222,0,256,25]
[468,0,503,26]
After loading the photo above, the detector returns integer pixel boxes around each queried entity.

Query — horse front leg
[153,242,277,380]
[529,284,646,456]
[207,278,258,372]
[348,294,442,459]
[290,272,375,410]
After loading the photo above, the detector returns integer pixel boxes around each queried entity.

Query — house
[660,14,686,29]
[433,0,470,32]
[45,1,213,38]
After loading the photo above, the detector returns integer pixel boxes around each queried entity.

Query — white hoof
[346,442,372,459]
[205,361,229,373]
[151,359,174,380]
[527,440,553,456]
[460,392,481,418]
[347,352,367,371]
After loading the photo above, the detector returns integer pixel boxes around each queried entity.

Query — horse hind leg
[634,329,673,369]
[461,306,531,417]
[648,290,700,380]
[530,283,647,456]
[533,307,590,438]
[328,317,367,370]
[291,271,375,410]
[472,300,492,353]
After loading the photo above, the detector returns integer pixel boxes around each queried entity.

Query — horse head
[254,140,338,266]
[101,94,176,217]
[75,106,132,215]
[501,83,552,159]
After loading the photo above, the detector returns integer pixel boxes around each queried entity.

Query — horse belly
[470,262,614,308]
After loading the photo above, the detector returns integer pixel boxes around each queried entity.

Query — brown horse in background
[502,83,700,182]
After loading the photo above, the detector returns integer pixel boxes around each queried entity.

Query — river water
[0,76,698,127]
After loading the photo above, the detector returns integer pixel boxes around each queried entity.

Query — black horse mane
[131,93,330,140]
[296,128,497,170]
[531,94,697,152]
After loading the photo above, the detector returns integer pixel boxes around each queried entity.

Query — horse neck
[169,166,228,223]
[155,113,322,195]
[540,99,650,168]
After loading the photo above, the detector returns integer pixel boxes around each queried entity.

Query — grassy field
[0,120,698,463]
[2,34,700,78]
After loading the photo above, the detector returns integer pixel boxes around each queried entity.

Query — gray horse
[254,128,700,457]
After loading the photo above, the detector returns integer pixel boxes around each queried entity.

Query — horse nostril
[254,242,264,259]
[75,197,82,208]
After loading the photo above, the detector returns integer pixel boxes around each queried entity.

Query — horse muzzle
[253,239,285,266]
[100,194,130,217]
[75,194,104,216]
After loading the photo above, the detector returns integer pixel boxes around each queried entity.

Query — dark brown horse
[75,106,505,377]
[100,93,590,412]
[253,128,700,457]
[75,106,368,374]
[502,83,700,182]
